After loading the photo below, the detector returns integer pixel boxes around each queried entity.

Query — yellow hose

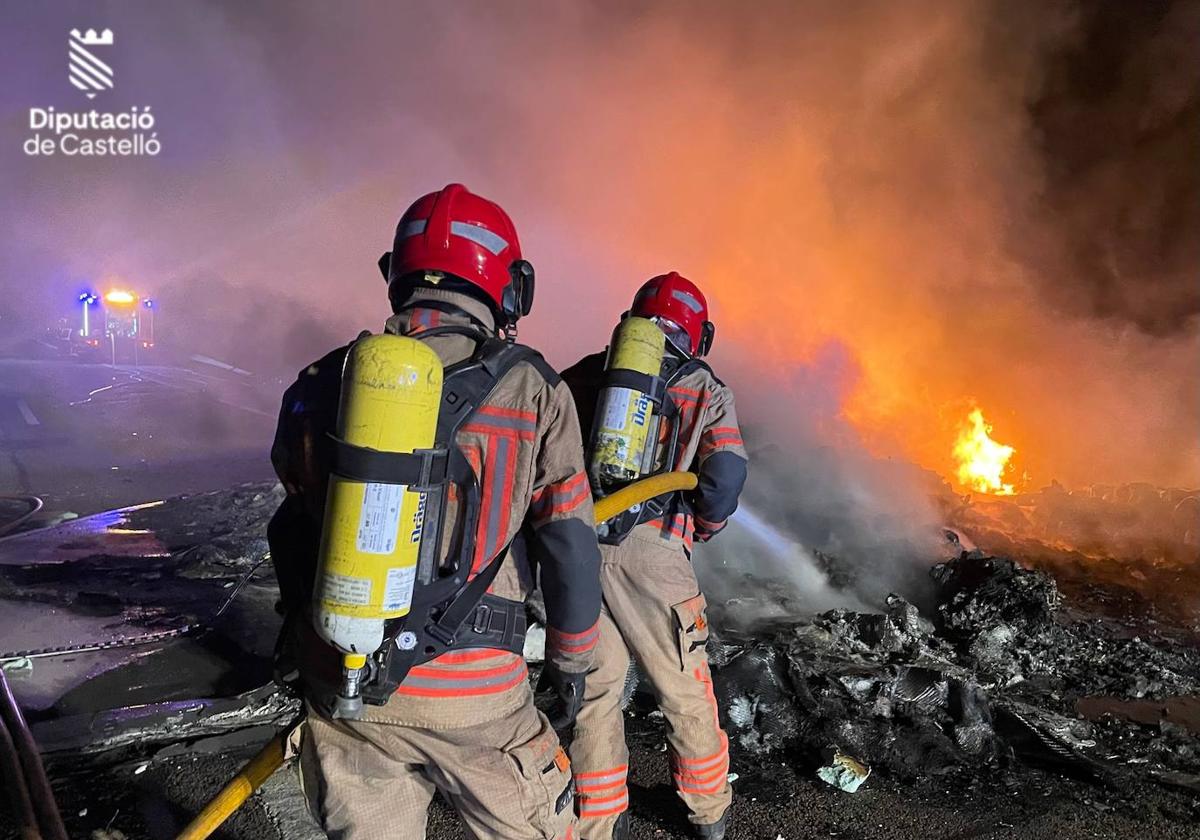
[174,731,286,840]
[593,471,698,522]
[176,471,697,840]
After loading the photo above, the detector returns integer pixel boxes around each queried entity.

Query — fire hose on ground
[0,495,44,539]
[0,667,69,840]
[174,470,699,840]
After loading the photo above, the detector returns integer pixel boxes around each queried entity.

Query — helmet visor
[651,316,692,355]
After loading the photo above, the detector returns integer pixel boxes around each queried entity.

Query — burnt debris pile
[705,551,1200,791]
[953,484,1200,625]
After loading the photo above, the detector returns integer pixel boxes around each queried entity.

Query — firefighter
[269,184,601,839]
[561,273,748,840]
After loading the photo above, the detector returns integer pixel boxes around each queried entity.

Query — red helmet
[383,183,534,326]
[631,272,714,356]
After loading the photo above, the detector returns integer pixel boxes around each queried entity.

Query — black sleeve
[559,351,606,444]
[529,518,602,635]
[693,450,748,524]
[269,344,351,610]
[271,344,350,497]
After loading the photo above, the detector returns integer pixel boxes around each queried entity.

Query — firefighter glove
[693,516,727,543]
[538,662,586,732]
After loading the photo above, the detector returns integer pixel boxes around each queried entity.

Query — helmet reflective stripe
[671,289,703,313]
[388,183,528,319]
[402,219,509,255]
[450,221,508,256]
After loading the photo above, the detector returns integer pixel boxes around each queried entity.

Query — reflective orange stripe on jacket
[547,619,599,655]
[395,649,528,698]
[530,471,590,525]
[645,512,694,548]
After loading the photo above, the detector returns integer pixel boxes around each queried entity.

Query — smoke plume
[1,1,1196,607]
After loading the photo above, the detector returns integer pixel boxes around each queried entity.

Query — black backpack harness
[327,324,558,704]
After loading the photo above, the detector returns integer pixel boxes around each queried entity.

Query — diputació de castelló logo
[23,27,162,157]
[69,28,114,99]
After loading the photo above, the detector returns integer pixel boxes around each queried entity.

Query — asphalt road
[0,357,278,520]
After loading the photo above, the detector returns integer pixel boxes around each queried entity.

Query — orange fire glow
[953,409,1016,495]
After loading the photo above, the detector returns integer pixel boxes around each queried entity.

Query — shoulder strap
[474,338,560,387]
[665,357,714,386]
[413,340,557,619]
[439,338,558,429]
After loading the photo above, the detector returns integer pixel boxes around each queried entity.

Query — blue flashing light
[143,299,154,308]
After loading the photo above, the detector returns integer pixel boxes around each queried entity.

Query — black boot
[692,811,728,840]
[612,810,631,840]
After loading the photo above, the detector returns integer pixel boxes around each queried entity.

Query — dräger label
[383,566,417,613]
[320,572,371,607]
[357,483,405,554]
[600,388,633,432]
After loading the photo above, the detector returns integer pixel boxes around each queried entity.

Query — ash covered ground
[1,479,1198,840]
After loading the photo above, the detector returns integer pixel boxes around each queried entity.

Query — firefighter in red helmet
[561,272,748,840]
[270,184,601,838]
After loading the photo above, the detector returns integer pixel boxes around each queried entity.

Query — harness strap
[424,541,511,646]
[602,369,667,406]
[330,440,449,489]
[465,593,528,650]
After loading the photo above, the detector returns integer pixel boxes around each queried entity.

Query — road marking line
[15,399,39,426]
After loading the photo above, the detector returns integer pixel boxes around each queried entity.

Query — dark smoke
[1022,0,1200,336]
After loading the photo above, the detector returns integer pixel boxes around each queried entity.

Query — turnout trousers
[298,691,577,840]
[569,532,731,839]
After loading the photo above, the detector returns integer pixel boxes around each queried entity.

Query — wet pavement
[0,358,276,523]
[0,484,283,713]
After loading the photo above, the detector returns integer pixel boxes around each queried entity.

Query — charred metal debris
[698,551,1200,795]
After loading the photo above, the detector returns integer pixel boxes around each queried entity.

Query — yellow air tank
[313,334,442,716]
[589,316,666,488]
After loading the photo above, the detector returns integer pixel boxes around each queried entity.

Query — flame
[954,408,1016,495]
[104,289,136,305]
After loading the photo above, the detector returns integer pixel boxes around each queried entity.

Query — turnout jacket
[271,289,602,727]
[561,351,748,550]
